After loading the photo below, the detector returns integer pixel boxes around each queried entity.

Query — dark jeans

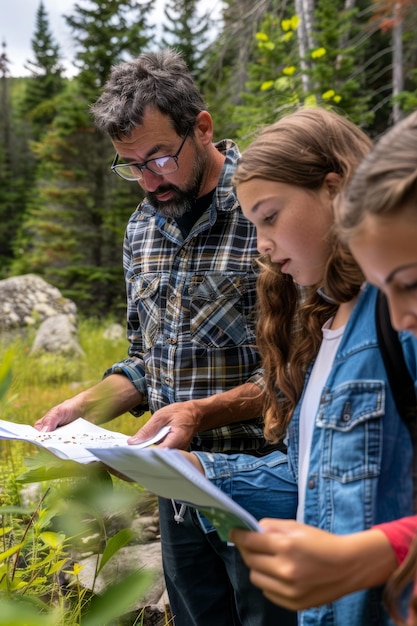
[158,497,297,626]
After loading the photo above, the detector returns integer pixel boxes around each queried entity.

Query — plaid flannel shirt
[105,140,266,452]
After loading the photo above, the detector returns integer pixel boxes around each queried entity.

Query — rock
[102,323,125,342]
[30,314,84,357]
[0,274,77,332]
[78,538,171,625]
[76,501,171,625]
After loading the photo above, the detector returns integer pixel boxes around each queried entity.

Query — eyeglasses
[111,129,190,181]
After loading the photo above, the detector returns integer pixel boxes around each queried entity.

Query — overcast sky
[2,0,77,77]
[2,0,222,78]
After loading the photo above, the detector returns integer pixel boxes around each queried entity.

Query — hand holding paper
[0,418,261,540]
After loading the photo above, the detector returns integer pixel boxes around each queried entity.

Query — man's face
[112,109,208,218]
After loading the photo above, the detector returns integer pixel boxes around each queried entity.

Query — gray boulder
[30,314,84,357]
[102,323,125,342]
[0,274,77,332]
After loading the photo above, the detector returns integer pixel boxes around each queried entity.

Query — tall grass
[0,317,161,625]
[3,316,150,434]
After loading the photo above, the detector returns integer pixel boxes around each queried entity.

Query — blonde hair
[336,111,417,626]
[336,110,417,243]
[234,107,372,441]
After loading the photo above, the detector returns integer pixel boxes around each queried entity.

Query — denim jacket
[287,283,417,626]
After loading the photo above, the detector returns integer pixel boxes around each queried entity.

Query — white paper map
[0,418,170,464]
[0,418,261,540]
[87,445,262,540]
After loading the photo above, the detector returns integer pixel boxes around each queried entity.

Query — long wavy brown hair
[233,107,372,441]
[384,535,417,626]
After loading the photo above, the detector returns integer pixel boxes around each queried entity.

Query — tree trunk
[294,0,313,92]
[392,2,404,123]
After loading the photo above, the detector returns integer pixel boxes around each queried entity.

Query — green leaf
[260,80,274,92]
[81,570,154,626]
[48,558,69,575]
[311,47,327,59]
[18,452,89,483]
[0,596,58,625]
[0,349,13,401]
[39,531,66,549]
[98,528,137,574]
[0,542,24,563]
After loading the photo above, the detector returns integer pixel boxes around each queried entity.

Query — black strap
[376,290,417,510]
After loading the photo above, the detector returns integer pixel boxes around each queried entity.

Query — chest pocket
[129,274,161,349]
[189,274,256,348]
[316,381,385,482]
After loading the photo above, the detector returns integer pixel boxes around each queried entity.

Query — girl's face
[237,176,336,286]
[349,208,417,336]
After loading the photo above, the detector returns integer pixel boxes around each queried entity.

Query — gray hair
[91,48,207,139]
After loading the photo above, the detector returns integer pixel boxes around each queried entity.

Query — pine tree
[14,0,155,316]
[20,0,65,137]
[161,0,213,76]
[66,0,155,95]
[0,42,28,277]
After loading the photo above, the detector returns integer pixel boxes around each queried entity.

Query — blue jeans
[158,451,298,626]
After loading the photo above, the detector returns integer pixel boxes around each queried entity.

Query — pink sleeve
[374,515,417,564]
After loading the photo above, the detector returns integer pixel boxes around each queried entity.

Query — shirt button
[308,478,316,489]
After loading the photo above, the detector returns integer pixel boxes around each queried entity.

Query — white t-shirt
[296,319,345,522]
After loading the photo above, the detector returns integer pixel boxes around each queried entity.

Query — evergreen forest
[1,0,417,319]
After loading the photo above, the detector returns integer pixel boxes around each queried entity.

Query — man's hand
[34,375,143,432]
[128,401,201,449]
[128,382,264,450]
[34,396,84,432]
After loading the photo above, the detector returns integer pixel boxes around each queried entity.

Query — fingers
[34,401,80,432]
[34,410,68,432]
[127,411,194,449]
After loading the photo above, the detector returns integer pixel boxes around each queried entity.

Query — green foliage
[0,73,33,279]
[2,316,127,398]
[0,476,154,625]
[0,332,155,624]
[161,0,213,75]
[11,81,140,317]
[232,12,302,144]
[4,0,417,320]
[65,0,156,94]
[0,349,13,401]
[11,0,154,318]
[19,0,65,136]
[232,1,379,144]
[308,0,374,126]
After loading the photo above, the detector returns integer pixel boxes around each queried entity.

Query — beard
[147,146,208,219]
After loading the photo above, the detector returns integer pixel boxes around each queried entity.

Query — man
[35,49,295,626]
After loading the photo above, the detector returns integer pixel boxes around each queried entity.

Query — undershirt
[174,189,215,238]
[297,319,345,522]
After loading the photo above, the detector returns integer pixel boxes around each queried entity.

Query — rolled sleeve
[103,357,149,417]
[247,368,265,390]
